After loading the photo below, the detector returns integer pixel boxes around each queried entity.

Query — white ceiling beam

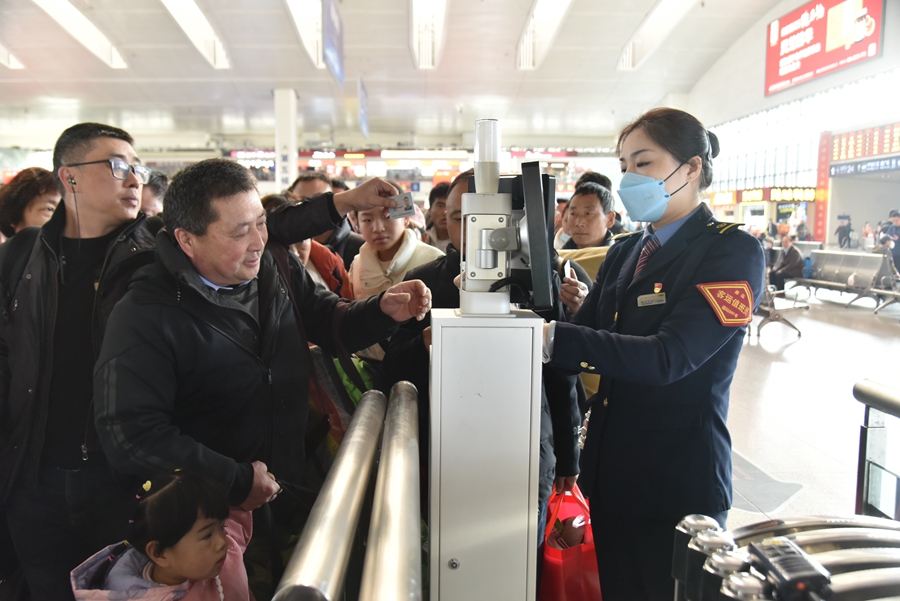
[410,0,448,69]
[0,39,24,69]
[517,0,573,70]
[618,0,700,71]
[159,0,230,69]
[285,0,326,69]
[31,0,127,68]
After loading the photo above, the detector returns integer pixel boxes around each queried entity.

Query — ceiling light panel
[411,0,447,69]
[31,0,127,68]
[159,0,229,69]
[517,0,573,70]
[618,0,700,71]
[285,0,325,69]
[0,40,24,69]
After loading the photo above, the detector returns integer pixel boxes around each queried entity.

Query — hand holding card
[388,192,416,220]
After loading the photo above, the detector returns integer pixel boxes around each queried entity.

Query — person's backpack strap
[1,227,40,321]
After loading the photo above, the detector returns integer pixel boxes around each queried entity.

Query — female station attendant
[543,108,765,601]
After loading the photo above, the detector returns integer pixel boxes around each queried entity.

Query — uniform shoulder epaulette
[612,230,642,241]
[705,221,744,234]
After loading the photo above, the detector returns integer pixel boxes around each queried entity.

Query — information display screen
[831,123,900,162]
[765,0,883,96]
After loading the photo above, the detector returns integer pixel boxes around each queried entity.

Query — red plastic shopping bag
[537,484,602,601]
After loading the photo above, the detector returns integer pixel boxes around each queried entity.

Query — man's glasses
[66,158,151,184]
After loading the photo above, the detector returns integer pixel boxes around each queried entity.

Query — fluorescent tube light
[410,0,447,69]
[617,0,700,71]
[0,40,24,69]
[285,0,325,69]
[517,0,573,70]
[159,0,229,69]
[31,0,126,68]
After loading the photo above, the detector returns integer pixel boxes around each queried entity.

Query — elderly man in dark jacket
[770,235,804,290]
[93,159,431,514]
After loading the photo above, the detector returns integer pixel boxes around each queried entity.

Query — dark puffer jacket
[93,232,398,504]
[0,203,157,501]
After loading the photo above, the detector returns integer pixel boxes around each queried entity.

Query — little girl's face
[156,515,228,582]
[358,207,407,253]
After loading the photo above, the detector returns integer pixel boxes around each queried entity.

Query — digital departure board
[832,124,900,161]
[765,0,883,96]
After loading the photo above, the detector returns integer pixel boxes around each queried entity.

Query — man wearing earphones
[0,123,157,601]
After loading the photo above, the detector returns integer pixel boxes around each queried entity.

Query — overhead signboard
[830,156,900,176]
[765,0,883,96]
[323,0,344,86]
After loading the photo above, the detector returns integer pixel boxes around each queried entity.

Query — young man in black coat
[0,123,159,601]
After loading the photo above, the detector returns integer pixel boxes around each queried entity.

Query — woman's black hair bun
[707,130,720,159]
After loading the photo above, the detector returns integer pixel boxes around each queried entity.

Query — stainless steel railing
[273,382,424,601]
[273,389,388,601]
[359,382,422,601]
[854,379,900,418]
[854,379,900,520]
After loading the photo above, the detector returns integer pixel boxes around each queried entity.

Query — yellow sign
[712,191,737,206]
[770,187,815,202]
[741,189,764,202]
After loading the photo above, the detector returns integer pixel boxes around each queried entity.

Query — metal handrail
[853,379,900,419]
[273,390,388,601]
[359,381,423,601]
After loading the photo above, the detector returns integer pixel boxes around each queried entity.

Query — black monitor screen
[468,163,553,310]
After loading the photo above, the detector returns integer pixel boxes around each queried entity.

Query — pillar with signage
[274,88,298,191]
[815,131,831,241]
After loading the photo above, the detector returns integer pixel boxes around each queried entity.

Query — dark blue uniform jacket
[549,203,765,520]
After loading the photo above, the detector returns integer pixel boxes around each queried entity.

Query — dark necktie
[633,235,660,280]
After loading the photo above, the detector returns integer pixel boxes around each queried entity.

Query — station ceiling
[0,0,786,149]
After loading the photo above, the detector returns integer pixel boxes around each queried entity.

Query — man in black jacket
[382,169,581,542]
[0,123,159,601]
[770,235,804,290]
[93,159,430,517]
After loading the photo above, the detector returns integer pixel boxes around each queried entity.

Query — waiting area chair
[752,284,809,337]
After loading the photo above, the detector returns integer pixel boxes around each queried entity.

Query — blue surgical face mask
[617,163,688,223]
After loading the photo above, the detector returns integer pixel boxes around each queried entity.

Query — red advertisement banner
[765,0,883,96]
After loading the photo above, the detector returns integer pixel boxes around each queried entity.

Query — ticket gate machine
[429,120,554,601]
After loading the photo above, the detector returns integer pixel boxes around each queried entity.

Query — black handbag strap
[268,243,368,394]
[330,302,369,393]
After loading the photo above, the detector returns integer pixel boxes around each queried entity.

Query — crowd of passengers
[1,106,763,601]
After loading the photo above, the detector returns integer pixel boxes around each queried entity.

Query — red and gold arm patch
[695,281,754,327]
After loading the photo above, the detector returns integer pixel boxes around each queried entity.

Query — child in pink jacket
[71,472,253,600]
